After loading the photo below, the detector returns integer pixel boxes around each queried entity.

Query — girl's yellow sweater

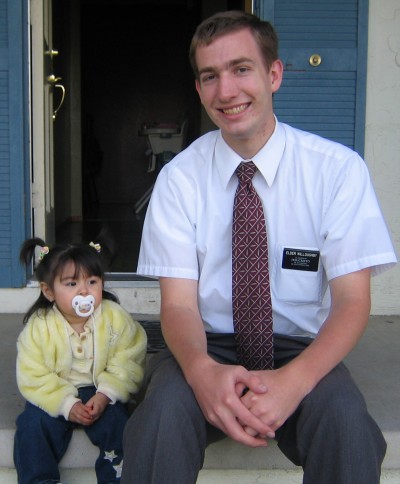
[16,300,147,419]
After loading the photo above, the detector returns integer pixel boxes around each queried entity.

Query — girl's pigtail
[20,237,47,268]
[91,227,119,304]
[20,238,52,325]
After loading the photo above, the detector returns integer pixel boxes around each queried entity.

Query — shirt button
[81,335,86,341]
[77,347,83,353]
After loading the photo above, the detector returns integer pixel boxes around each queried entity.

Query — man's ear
[270,59,284,94]
[40,282,54,302]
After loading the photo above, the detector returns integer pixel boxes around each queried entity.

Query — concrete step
[1,313,399,479]
[0,468,400,484]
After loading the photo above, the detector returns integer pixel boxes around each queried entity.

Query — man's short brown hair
[189,10,279,79]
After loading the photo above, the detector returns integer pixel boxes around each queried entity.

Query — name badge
[282,248,320,272]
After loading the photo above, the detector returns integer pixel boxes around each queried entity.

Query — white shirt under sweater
[137,120,397,337]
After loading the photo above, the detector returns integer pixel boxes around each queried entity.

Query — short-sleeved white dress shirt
[137,120,397,336]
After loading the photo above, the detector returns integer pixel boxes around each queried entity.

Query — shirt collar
[215,117,286,189]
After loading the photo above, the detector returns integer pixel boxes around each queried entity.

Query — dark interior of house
[54,0,245,274]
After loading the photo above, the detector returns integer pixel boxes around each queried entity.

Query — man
[122,11,397,484]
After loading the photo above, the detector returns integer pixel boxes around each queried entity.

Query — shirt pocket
[273,245,323,304]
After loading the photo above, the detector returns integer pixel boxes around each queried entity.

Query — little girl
[13,237,147,484]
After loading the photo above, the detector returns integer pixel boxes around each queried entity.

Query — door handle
[52,84,66,120]
[45,75,66,120]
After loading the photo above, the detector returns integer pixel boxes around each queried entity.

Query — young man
[122,11,396,484]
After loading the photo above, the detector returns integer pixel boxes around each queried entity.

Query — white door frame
[30,0,56,243]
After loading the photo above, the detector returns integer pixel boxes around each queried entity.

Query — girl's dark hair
[189,10,279,79]
[20,234,118,324]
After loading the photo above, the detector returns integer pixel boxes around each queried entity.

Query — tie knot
[236,161,257,184]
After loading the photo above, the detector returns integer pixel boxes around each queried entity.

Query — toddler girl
[13,237,147,484]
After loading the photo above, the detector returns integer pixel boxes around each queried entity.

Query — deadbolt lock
[309,54,322,67]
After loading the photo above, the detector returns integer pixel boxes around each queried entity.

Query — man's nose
[217,73,238,100]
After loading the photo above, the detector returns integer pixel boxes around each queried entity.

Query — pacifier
[72,295,95,317]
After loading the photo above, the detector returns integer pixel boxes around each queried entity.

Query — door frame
[30,0,80,247]
[30,0,55,244]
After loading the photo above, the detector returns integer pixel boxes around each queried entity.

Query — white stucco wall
[365,0,400,314]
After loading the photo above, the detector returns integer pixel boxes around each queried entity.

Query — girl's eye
[89,278,99,285]
[67,281,77,287]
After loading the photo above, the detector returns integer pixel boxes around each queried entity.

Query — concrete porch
[0,312,399,483]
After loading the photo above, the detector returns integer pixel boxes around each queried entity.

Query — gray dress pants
[121,334,386,484]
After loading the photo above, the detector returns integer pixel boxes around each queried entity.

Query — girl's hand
[68,401,94,425]
[85,392,110,421]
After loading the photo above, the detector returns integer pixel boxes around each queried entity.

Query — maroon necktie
[232,161,273,370]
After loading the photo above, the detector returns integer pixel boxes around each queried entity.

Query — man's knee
[278,365,386,471]
[126,351,204,435]
[122,353,208,483]
[299,365,368,429]
[298,364,385,458]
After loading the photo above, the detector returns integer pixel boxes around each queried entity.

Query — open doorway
[51,0,247,275]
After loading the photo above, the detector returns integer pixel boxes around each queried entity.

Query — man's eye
[237,66,249,74]
[201,74,215,83]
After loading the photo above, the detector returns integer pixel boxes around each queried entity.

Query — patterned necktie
[232,161,273,370]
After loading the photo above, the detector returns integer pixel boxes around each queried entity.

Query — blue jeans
[14,386,129,484]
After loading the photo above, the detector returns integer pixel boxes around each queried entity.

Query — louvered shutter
[0,0,27,287]
[255,0,368,153]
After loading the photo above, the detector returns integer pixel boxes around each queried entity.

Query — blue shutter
[0,0,28,287]
[254,0,368,153]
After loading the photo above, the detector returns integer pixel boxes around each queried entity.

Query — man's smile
[220,103,250,115]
